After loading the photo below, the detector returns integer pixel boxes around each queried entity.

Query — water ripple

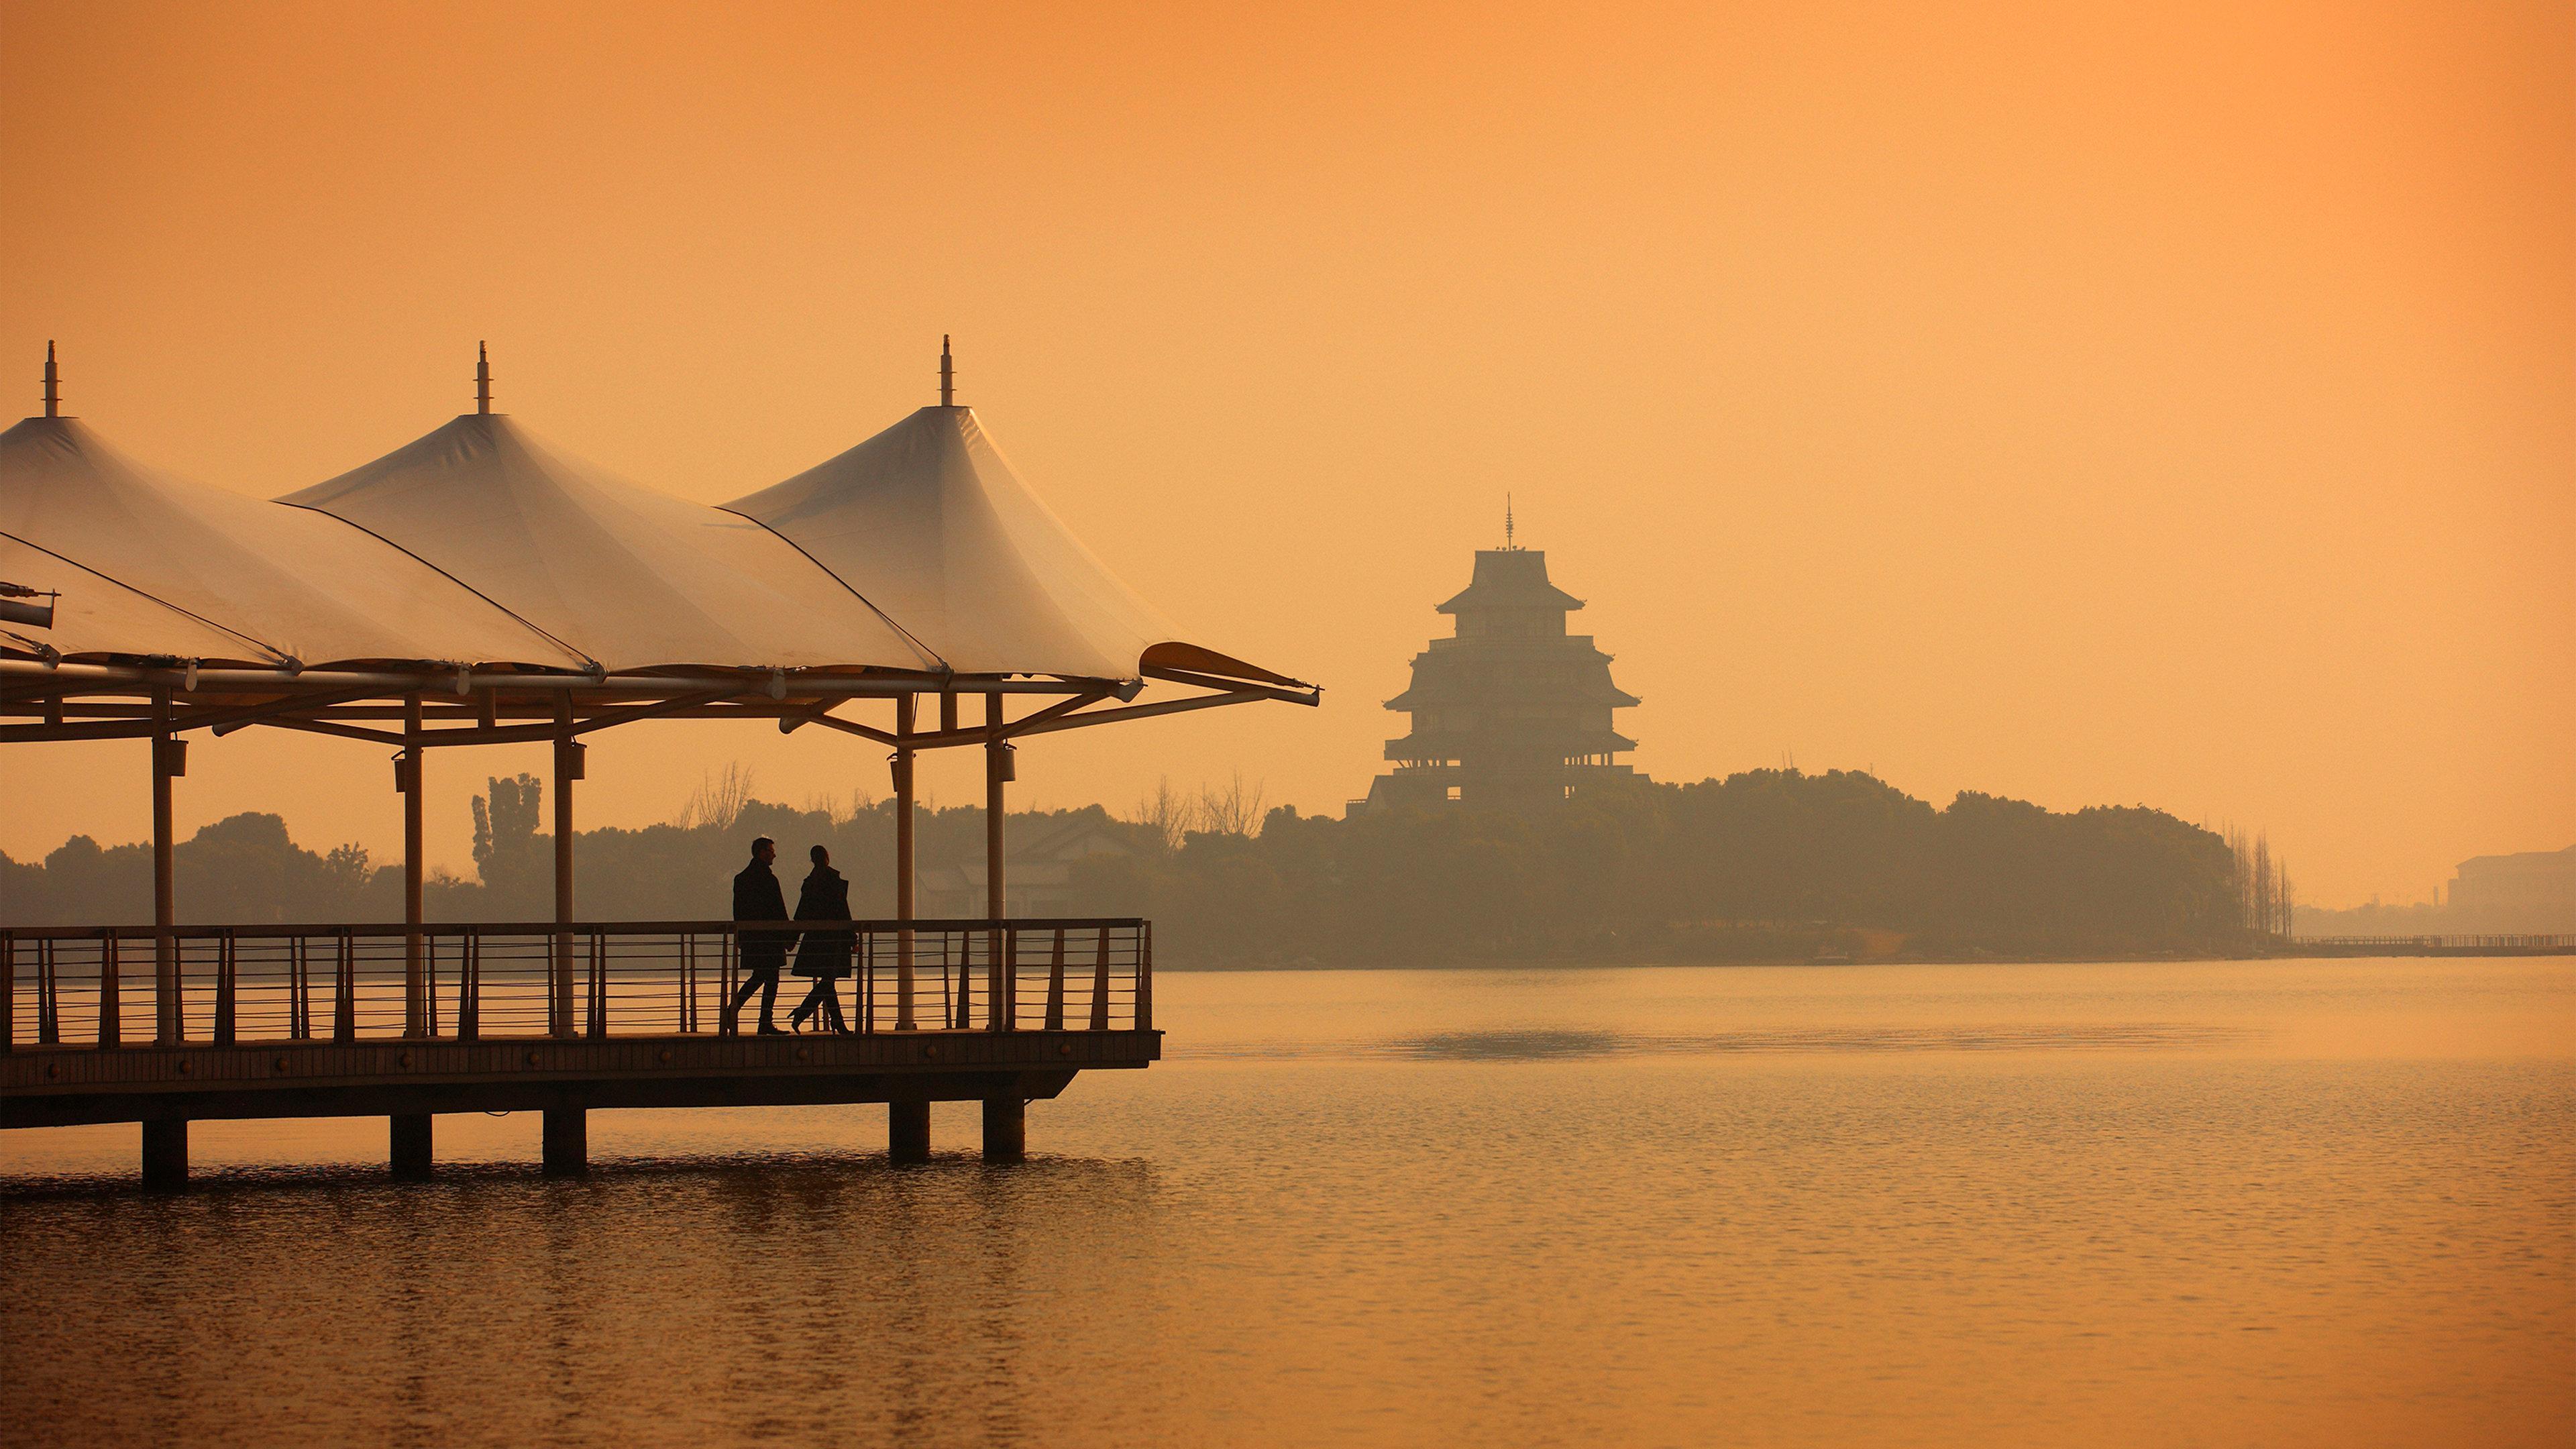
[1173,1022,2257,1062]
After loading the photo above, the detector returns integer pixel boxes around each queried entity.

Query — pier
[1,918,1152,1183]
[1,347,1322,1188]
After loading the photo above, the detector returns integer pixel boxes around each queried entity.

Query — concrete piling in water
[541,1106,586,1176]
[889,1100,930,1163]
[390,1114,433,1180]
[982,1096,1025,1165]
[142,1118,188,1190]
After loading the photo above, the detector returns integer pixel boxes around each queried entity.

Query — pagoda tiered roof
[1437,548,1585,614]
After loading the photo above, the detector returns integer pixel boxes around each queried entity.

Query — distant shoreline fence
[2291,934,2574,955]
[0,918,1149,1051]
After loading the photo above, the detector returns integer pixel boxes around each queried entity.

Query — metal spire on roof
[939,335,955,407]
[43,340,59,419]
[476,341,492,415]
[1505,493,1515,550]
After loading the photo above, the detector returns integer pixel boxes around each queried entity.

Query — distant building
[2447,844,2576,932]
[917,813,1134,917]
[1352,539,1643,814]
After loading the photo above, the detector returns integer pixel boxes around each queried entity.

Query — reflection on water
[3,957,2571,1447]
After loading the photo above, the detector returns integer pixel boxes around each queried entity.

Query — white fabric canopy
[3,402,1301,690]
[0,417,585,671]
[280,414,939,676]
[0,531,281,665]
[727,407,1299,685]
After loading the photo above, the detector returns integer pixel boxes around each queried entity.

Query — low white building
[2447,844,2576,932]
[916,814,1136,918]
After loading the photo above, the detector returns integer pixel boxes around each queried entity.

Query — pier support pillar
[142,1118,189,1190]
[892,695,917,1030]
[981,1095,1025,1165]
[390,1114,433,1181]
[550,695,578,1040]
[888,1100,930,1163]
[541,1106,587,1177]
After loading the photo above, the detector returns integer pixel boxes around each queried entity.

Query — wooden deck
[0,1026,1160,1130]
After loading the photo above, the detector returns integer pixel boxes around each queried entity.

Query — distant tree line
[1083,770,2251,963]
[2,766,2271,963]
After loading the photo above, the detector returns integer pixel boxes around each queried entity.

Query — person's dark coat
[733,859,792,971]
[790,865,855,979]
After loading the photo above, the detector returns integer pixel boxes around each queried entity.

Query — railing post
[99,930,120,1047]
[998,926,1017,1032]
[458,930,480,1041]
[719,929,737,1035]
[857,930,872,1033]
[1,930,13,1053]
[938,932,954,1026]
[1044,926,1065,1032]
[1137,921,1152,1032]
[214,929,236,1046]
[586,931,606,1038]
[1087,926,1110,1032]
[39,938,61,1046]
[333,930,357,1042]
[680,932,694,1034]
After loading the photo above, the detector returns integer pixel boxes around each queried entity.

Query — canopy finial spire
[43,340,58,419]
[939,335,954,407]
[476,341,492,416]
[1505,492,1515,550]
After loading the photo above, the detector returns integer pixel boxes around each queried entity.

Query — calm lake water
[3,957,2571,1446]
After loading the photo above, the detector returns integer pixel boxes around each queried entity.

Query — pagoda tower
[1355,536,1642,813]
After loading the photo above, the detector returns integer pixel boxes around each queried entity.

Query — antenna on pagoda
[476,342,492,415]
[939,335,955,407]
[1505,492,1515,550]
[42,340,59,419]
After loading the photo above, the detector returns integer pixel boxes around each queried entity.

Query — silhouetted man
[725,836,790,1034]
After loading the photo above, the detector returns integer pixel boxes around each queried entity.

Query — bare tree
[1134,776,1195,852]
[803,787,873,827]
[676,763,755,832]
[1130,771,1271,847]
[2227,826,2296,939]
[1197,771,1269,838]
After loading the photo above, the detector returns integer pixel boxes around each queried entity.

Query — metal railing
[0,918,1150,1051]
[2294,933,2576,951]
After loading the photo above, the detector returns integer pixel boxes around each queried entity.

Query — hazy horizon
[3,0,2569,908]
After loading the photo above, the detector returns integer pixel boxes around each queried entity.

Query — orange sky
[2,0,2569,906]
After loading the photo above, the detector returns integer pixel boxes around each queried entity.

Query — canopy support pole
[402,694,425,1038]
[985,692,1008,1032]
[152,689,179,1044]
[893,694,916,1031]
[552,694,576,1038]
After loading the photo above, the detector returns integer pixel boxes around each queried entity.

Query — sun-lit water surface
[3,957,2571,1447]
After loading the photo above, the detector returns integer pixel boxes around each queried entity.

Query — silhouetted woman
[788,844,855,1032]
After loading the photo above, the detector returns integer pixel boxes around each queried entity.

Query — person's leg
[724,967,761,1033]
[820,979,845,1032]
[756,968,782,1032]
[790,977,825,1030]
